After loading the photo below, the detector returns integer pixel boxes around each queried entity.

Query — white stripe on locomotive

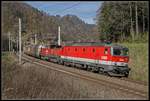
[61,56,127,66]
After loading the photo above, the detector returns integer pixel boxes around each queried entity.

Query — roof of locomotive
[64,42,126,47]
[25,42,128,50]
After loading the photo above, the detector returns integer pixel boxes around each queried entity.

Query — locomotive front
[109,45,131,77]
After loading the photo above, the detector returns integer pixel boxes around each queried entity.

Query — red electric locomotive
[38,42,130,77]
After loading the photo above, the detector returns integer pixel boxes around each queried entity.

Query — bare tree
[142,7,145,32]
[130,2,134,41]
[135,1,139,38]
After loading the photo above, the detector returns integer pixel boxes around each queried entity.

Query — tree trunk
[122,14,125,42]
[142,8,145,33]
[135,1,139,38]
[147,3,149,32]
[130,2,134,41]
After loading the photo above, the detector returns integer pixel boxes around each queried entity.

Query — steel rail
[119,78,148,86]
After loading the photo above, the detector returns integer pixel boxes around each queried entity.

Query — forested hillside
[96,1,149,42]
[2,2,98,49]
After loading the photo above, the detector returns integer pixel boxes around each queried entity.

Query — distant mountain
[2,2,99,45]
[60,14,99,41]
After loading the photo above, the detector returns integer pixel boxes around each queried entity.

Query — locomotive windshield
[113,47,128,56]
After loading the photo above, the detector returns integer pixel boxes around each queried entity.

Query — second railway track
[20,54,148,99]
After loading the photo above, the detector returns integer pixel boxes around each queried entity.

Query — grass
[1,53,85,99]
[120,42,148,82]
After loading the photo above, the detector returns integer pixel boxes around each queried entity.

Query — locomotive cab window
[113,48,128,56]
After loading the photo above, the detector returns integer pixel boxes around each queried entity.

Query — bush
[121,32,148,43]
[120,43,148,82]
[2,53,82,99]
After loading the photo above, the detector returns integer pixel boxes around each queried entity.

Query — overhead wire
[39,2,96,21]
[52,2,81,15]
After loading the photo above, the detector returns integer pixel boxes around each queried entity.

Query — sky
[25,1,102,24]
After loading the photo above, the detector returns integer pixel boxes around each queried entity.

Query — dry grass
[2,53,85,100]
[120,43,148,82]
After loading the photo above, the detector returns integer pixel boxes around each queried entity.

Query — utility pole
[58,26,61,46]
[19,18,21,65]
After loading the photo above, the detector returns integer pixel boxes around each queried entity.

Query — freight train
[24,42,131,77]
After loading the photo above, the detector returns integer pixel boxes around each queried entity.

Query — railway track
[20,54,148,99]
[119,77,148,86]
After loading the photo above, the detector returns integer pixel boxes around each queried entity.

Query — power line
[53,2,81,15]
[31,2,96,22]
[48,2,96,22]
